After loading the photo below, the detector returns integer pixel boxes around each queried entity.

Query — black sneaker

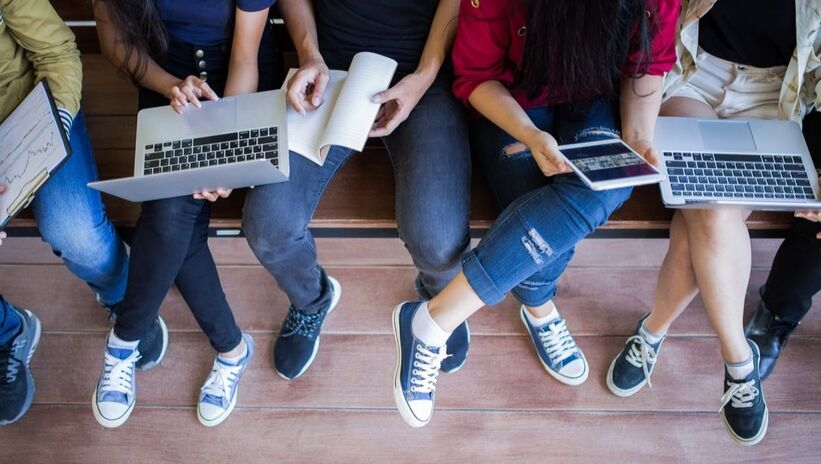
[135,316,168,371]
[0,309,41,425]
[274,276,341,380]
[606,316,664,397]
[745,300,796,380]
[720,340,768,446]
[414,275,469,374]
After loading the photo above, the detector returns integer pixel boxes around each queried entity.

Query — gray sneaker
[0,309,42,425]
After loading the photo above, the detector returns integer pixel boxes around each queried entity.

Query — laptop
[88,89,289,202]
[653,116,821,210]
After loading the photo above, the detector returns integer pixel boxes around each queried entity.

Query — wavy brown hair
[95,0,168,83]
[516,0,658,101]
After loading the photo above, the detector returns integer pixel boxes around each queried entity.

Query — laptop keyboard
[663,151,815,200]
[142,126,279,175]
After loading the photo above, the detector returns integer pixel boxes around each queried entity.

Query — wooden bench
[6,1,794,238]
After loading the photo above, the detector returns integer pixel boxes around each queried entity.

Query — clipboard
[0,80,73,228]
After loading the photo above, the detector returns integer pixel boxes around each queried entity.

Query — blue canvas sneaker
[274,276,341,380]
[720,339,768,446]
[198,333,255,427]
[392,301,447,428]
[607,316,665,397]
[92,332,141,428]
[519,306,588,385]
[0,309,41,425]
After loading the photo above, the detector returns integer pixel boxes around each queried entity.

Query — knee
[243,208,308,261]
[683,209,746,245]
[41,216,121,269]
[402,223,469,271]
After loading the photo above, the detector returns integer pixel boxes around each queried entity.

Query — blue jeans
[114,36,281,352]
[462,98,632,306]
[0,112,128,345]
[243,81,471,313]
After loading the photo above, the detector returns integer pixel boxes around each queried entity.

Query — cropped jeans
[462,97,632,306]
[243,81,472,314]
[0,112,128,345]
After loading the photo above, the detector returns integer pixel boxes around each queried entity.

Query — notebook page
[282,69,347,165]
[319,52,397,158]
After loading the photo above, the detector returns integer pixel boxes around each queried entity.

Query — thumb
[371,86,397,104]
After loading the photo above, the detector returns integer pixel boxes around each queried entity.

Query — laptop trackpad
[183,99,237,135]
[699,120,757,152]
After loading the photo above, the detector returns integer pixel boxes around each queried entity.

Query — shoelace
[624,335,658,388]
[280,308,322,338]
[100,349,140,396]
[719,379,760,411]
[0,339,24,384]
[538,319,579,364]
[410,343,447,395]
[201,361,244,402]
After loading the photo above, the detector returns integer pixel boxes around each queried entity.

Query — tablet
[558,139,664,191]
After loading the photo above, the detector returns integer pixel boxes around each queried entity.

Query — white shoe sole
[722,404,769,446]
[605,355,648,398]
[392,303,431,428]
[276,276,341,380]
[198,392,238,427]
[92,391,135,428]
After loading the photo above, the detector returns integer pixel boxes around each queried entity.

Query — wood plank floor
[0,238,819,463]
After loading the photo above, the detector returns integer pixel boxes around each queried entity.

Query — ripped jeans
[463,97,632,306]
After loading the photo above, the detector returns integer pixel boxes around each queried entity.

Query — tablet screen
[560,140,657,182]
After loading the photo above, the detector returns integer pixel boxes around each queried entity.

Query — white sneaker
[92,332,140,428]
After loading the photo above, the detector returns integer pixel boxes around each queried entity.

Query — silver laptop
[654,116,821,210]
[88,89,289,202]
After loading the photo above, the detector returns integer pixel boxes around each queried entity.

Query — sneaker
[135,316,169,371]
[720,340,769,446]
[92,332,141,428]
[414,274,470,374]
[392,301,447,428]
[0,309,41,425]
[274,276,341,380]
[198,333,255,427]
[745,299,795,380]
[440,322,470,374]
[606,316,664,397]
[519,306,588,386]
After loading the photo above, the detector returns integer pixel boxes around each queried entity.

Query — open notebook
[283,52,397,165]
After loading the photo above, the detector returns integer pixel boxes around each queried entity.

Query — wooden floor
[0,237,819,463]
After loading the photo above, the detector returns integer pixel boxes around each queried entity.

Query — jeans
[114,35,281,353]
[243,81,471,313]
[0,112,128,345]
[462,98,631,306]
[761,110,821,325]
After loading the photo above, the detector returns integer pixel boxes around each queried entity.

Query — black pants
[762,110,821,325]
[116,32,282,352]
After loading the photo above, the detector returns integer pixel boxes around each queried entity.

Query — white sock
[524,302,560,327]
[639,321,665,345]
[411,302,451,347]
[109,330,139,350]
[218,342,248,365]
[726,354,754,381]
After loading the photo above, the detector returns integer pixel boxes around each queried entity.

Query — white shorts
[671,48,787,120]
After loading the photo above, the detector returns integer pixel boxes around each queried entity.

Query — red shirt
[452,0,680,110]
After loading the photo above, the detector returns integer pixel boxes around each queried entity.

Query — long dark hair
[95,0,168,83]
[516,0,657,100]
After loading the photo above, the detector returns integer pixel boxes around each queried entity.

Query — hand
[369,73,429,137]
[193,188,232,202]
[170,76,219,114]
[623,137,660,166]
[521,129,572,177]
[286,57,330,115]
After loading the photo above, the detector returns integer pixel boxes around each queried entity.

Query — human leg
[31,111,128,307]
[383,83,472,373]
[243,147,354,379]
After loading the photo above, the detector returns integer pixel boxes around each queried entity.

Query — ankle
[411,302,451,347]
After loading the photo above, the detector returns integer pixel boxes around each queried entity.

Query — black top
[699,0,796,68]
[314,0,449,80]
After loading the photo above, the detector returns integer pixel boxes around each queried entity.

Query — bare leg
[428,272,484,332]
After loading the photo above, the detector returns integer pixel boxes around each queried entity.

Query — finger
[310,71,330,108]
[286,75,308,115]
[171,87,188,110]
[371,85,398,104]
[217,188,232,198]
[182,86,202,108]
[197,81,219,101]
[643,147,661,166]
[369,113,402,137]
[0,185,5,193]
